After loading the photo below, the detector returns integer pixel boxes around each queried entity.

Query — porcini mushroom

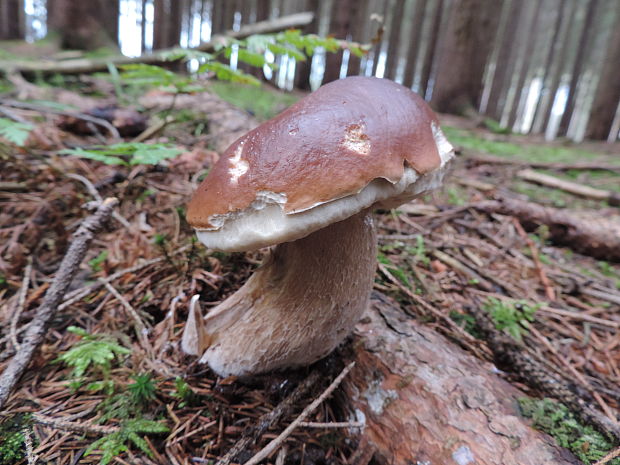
[183,76,454,377]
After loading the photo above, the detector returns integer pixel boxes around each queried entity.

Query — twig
[23,426,36,465]
[215,370,322,465]
[100,279,153,354]
[244,362,355,465]
[512,218,556,301]
[10,257,32,351]
[0,105,29,124]
[0,99,121,139]
[0,198,118,410]
[377,263,490,358]
[67,173,131,228]
[298,421,364,429]
[32,412,119,435]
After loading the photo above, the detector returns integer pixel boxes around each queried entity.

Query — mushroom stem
[184,209,377,377]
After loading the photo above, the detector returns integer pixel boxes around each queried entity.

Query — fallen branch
[517,169,620,205]
[0,198,118,410]
[0,13,315,75]
[465,153,620,174]
[477,198,620,261]
[244,362,355,465]
[512,218,556,301]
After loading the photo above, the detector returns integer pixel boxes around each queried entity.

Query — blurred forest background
[1,0,619,143]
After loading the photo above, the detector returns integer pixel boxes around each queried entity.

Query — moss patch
[443,126,620,165]
[519,397,619,464]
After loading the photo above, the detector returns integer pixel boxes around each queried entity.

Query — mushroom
[183,76,454,377]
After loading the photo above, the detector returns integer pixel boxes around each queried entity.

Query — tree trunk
[530,0,568,134]
[370,0,392,77]
[430,0,503,114]
[323,0,358,83]
[153,0,183,49]
[345,0,370,76]
[0,0,24,40]
[538,0,578,135]
[585,10,620,140]
[505,0,543,129]
[418,0,444,99]
[484,0,523,120]
[383,0,406,80]
[401,0,427,89]
[557,0,601,137]
[345,292,580,465]
[47,0,119,50]
[293,0,319,89]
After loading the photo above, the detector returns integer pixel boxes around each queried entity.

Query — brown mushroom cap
[187,76,453,251]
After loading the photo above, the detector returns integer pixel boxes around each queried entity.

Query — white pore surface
[196,123,455,252]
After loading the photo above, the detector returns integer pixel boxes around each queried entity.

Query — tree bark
[585,10,620,140]
[557,0,601,137]
[0,0,24,40]
[344,292,580,465]
[401,0,427,89]
[430,0,503,114]
[46,0,119,51]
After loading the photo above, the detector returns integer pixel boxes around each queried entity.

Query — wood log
[517,169,620,205]
[464,153,620,174]
[478,198,620,261]
[344,293,580,465]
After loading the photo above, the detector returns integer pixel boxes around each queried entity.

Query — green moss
[519,397,619,464]
[443,126,620,165]
[0,414,32,465]
[208,81,299,121]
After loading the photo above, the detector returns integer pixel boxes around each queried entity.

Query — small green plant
[449,311,481,338]
[89,250,109,272]
[406,236,431,267]
[128,373,157,406]
[0,415,31,465]
[0,117,33,146]
[172,377,198,408]
[84,418,169,465]
[57,326,130,391]
[483,297,539,341]
[519,397,619,464]
[61,142,182,166]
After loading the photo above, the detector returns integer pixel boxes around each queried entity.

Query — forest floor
[1,73,619,465]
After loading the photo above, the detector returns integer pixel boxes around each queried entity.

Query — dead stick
[0,198,118,410]
[244,363,355,465]
[513,218,556,301]
[215,369,322,465]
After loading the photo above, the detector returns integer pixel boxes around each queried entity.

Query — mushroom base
[183,209,377,377]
